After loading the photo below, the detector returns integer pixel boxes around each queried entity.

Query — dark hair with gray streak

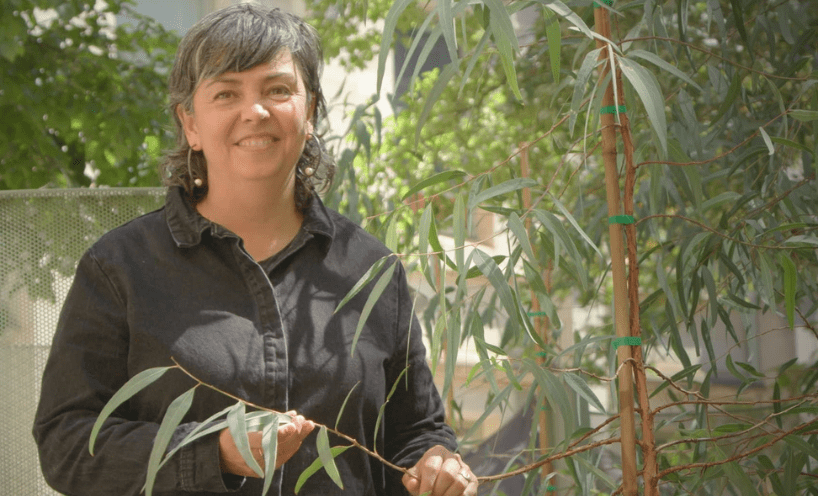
[160,3,335,209]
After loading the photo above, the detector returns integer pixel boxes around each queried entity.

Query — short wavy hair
[160,3,335,209]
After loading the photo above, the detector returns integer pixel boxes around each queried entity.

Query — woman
[33,4,477,496]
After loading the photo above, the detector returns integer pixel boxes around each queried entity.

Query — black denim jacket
[33,187,456,496]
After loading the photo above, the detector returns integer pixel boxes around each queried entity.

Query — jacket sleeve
[32,249,239,496]
[382,263,458,473]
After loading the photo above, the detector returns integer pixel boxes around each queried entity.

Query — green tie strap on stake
[593,0,613,7]
[600,104,626,114]
[536,351,548,358]
[613,336,642,348]
[527,311,549,316]
[609,215,635,225]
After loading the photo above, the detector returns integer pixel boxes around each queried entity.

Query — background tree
[0,0,178,189]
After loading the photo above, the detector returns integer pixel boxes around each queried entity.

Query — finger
[416,453,444,496]
[402,468,421,496]
[432,456,464,496]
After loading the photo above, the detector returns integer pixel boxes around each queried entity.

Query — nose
[246,103,270,121]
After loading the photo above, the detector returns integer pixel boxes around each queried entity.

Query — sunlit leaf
[261,413,280,496]
[351,260,398,356]
[335,256,392,314]
[294,445,352,494]
[145,387,196,496]
[563,372,605,413]
[90,366,173,455]
[316,426,344,489]
[401,170,468,201]
[227,402,263,478]
[617,56,668,155]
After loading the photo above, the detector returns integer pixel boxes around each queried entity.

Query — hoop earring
[303,135,320,177]
[188,148,203,188]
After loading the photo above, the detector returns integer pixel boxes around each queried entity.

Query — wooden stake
[593,6,639,496]
[521,143,555,492]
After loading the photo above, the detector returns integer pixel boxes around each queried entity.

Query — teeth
[238,138,274,147]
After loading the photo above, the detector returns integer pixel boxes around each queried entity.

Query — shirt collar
[164,186,335,253]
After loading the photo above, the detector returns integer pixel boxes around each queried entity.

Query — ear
[176,104,200,150]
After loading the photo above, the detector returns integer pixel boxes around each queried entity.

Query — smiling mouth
[236,137,277,147]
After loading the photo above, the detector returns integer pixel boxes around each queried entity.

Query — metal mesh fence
[0,187,166,495]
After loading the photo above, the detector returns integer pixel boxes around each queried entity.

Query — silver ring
[459,470,472,482]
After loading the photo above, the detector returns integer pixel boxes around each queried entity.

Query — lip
[235,134,279,147]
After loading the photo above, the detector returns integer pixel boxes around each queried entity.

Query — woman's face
[178,50,313,191]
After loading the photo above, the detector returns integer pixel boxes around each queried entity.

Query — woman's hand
[402,445,478,496]
[218,411,315,477]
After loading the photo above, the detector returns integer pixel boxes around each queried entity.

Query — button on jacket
[33,187,456,496]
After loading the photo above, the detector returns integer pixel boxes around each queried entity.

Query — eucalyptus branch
[655,398,812,452]
[172,358,607,485]
[655,422,815,480]
[171,359,410,476]
[618,36,811,82]
[636,214,793,250]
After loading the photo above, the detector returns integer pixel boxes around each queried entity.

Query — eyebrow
[204,72,297,89]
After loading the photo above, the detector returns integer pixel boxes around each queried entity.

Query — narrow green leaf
[769,136,813,155]
[261,413,280,496]
[401,170,468,201]
[145,387,196,496]
[507,213,537,265]
[437,0,458,65]
[543,7,560,82]
[783,434,818,461]
[778,252,797,329]
[757,252,775,307]
[728,0,750,57]
[90,366,173,455]
[570,48,603,135]
[702,191,741,212]
[790,109,818,122]
[714,73,741,123]
[523,359,574,431]
[618,56,668,155]
[316,427,344,489]
[160,405,236,469]
[335,382,360,430]
[467,178,537,211]
[484,0,521,100]
[377,0,416,96]
[627,49,702,91]
[227,402,263,478]
[351,260,398,356]
[335,256,391,314]
[701,267,718,325]
[384,214,398,253]
[454,194,466,272]
[549,195,603,258]
[759,127,775,155]
[294,445,352,494]
[563,372,605,413]
[473,249,544,348]
[542,0,594,38]
[373,366,409,453]
[725,354,745,382]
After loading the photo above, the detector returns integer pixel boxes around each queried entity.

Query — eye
[268,86,292,97]
[214,90,235,100]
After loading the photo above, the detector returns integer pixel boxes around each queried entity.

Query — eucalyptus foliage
[316,0,818,494]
